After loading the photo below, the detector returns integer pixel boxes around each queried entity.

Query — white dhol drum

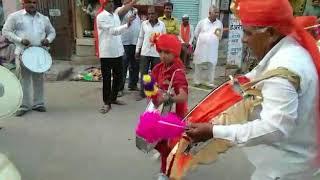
[21,47,52,73]
[0,153,21,180]
[0,66,23,119]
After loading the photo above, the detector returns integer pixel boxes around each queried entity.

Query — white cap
[182,14,189,19]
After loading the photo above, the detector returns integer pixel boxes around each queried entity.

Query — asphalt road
[0,82,253,180]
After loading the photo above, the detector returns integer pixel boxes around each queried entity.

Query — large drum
[0,66,22,180]
[0,153,21,180]
[0,65,23,119]
[21,47,52,73]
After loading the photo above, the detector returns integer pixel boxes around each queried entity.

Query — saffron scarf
[180,24,190,44]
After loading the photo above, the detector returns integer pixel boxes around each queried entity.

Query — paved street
[0,82,253,180]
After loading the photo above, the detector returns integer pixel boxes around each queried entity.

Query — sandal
[99,105,111,114]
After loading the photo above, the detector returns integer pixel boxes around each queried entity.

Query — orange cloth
[180,24,191,44]
[238,0,320,164]
[94,0,109,57]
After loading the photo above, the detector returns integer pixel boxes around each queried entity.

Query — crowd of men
[1,1,320,180]
[96,0,223,113]
[0,0,224,116]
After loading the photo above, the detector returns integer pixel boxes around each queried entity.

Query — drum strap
[242,67,301,91]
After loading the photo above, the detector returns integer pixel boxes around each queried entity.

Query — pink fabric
[136,112,185,143]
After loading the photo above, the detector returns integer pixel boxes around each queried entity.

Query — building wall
[199,0,211,21]
[199,0,220,21]
[3,0,21,18]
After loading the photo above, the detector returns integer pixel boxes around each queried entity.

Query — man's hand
[21,39,30,46]
[135,52,140,60]
[41,39,49,47]
[127,15,136,27]
[185,123,214,143]
[157,93,171,105]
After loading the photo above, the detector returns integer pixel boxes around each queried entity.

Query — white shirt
[115,6,141,46]
[96,10,128,58]
[136,20,166,57]
[179,24,194,45]
[193,18,223,64]
[2,9,56,55]
[213,36,319,178]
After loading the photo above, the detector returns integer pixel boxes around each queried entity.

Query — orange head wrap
[156,34,182,57]
[296,16,318,28]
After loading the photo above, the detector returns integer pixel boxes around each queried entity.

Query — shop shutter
[170,0,200,27]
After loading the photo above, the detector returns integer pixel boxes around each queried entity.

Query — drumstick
[304,24,320,30]
[158,120,188,130]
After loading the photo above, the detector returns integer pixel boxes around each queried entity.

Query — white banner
[227,14,243,67]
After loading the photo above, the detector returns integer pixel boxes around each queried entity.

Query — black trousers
[100,57,123,105]
[139,56,160,97]
[120,45,139,90]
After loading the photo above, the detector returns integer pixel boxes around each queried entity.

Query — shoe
[135,95,145,101]
[111,100,127,105]
[15,109,28,117]
[99,105,112,114]
[205,83,215,88]
[117,91,124,97]
[193,83,201,88]
[151,152,161,161]
[129,86,139,91]
[32,106,47,112]
[157,173,169,180]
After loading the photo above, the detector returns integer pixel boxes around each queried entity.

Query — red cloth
[188,83,244,123]
[153,35,188,175]
[153,34,188,118]
[295,16,320,40]
[238,0,320,165]
[152,63,188,118]
[187,75,250,123]
[156,34,182,58]
[295,16,318,28]
[94,0,109,57]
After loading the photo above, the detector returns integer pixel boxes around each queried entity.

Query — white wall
[199,0,211,20]
[3,0,21,18]
[212,0,219,6]
[199,0,220,21]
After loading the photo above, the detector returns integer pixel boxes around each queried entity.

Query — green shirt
[159,16,180,35]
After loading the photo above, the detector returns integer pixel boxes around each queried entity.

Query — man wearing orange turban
[186,0,320,179]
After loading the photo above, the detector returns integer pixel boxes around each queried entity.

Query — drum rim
[0,66,23,119]
[21,46,52,73]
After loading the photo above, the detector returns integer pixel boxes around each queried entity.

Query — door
[170,0,200,27]
[37,0,73,60]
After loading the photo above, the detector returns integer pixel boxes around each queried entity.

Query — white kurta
[213,36,320,179]
[96,10,128,58]
[193,18,223,65]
